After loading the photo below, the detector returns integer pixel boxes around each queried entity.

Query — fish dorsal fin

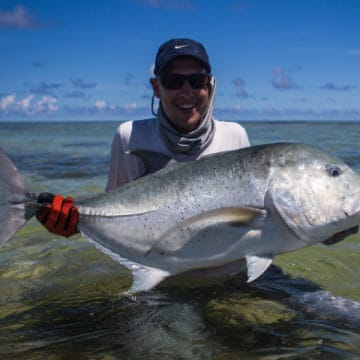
[245,255,273,283]
[129,149,176,175]
[147,207,266,255]
[84,234,170,294]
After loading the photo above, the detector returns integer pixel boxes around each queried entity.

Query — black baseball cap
[154,38,211,75]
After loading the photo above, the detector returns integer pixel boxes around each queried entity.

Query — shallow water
[0,120,359,359]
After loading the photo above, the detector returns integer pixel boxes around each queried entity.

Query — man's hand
[36,193,79,237]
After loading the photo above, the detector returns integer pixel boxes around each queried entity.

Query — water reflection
[1,258,360,359]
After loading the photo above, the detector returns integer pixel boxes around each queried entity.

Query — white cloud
[233,78,250,98]
[0,6,37,29]
[271,67,298,90]
[17,94,34,111]
[34,96,58,113]
[94,100,116,111]
[0,94,15,111]
[0,5,55,29]
[94,100,108,110]
[0,94,58,116]
[124,102,138,112]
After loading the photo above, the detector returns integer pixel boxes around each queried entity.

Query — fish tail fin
[0,148,37,247]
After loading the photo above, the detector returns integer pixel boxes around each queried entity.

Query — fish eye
[326,164,342,177]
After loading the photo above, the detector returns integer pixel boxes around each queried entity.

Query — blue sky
[0,0,359,121]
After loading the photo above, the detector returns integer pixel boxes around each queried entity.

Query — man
[37,38,250,237]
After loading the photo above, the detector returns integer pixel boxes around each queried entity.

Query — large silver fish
[1,143,359,293]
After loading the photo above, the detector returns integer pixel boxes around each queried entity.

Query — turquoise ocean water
[0,121,359,359]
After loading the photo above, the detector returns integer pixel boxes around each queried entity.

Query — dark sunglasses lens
[188,74,209,89]
[161,74,184,89]
[161,74,210,89]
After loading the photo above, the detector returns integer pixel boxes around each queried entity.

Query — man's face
[150,57,211,133]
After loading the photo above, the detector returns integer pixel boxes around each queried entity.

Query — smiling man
[106,38,250,190]
[37,38,250,237]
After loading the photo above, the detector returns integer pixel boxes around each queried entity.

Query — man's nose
[180,80,193,93]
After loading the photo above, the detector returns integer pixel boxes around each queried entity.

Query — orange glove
[36,193,79,237]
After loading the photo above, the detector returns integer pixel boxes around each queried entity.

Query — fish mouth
[322,225,359,245]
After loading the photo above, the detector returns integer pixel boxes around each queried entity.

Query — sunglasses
[159,73,211,90]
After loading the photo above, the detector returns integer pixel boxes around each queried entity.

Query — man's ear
[150,78,161,98]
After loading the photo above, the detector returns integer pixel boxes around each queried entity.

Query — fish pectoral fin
[146,207,267,256]
[128,265,170,294]
[162,206,265,241]
[166,206,265,237]
[197,207,266,226]
[129,149,176,175]
[245,255,273,283]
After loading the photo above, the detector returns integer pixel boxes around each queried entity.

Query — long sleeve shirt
[106,118,250,191]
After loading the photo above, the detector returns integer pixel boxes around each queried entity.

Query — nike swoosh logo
[174,45,189,50]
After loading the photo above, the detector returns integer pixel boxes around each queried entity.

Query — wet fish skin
[0,143,359,293]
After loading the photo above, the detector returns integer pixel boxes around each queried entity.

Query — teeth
[178,104,195,109]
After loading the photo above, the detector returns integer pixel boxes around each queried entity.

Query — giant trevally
[0,143,359,293]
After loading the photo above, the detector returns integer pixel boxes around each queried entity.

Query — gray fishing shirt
[106,118,250,191]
